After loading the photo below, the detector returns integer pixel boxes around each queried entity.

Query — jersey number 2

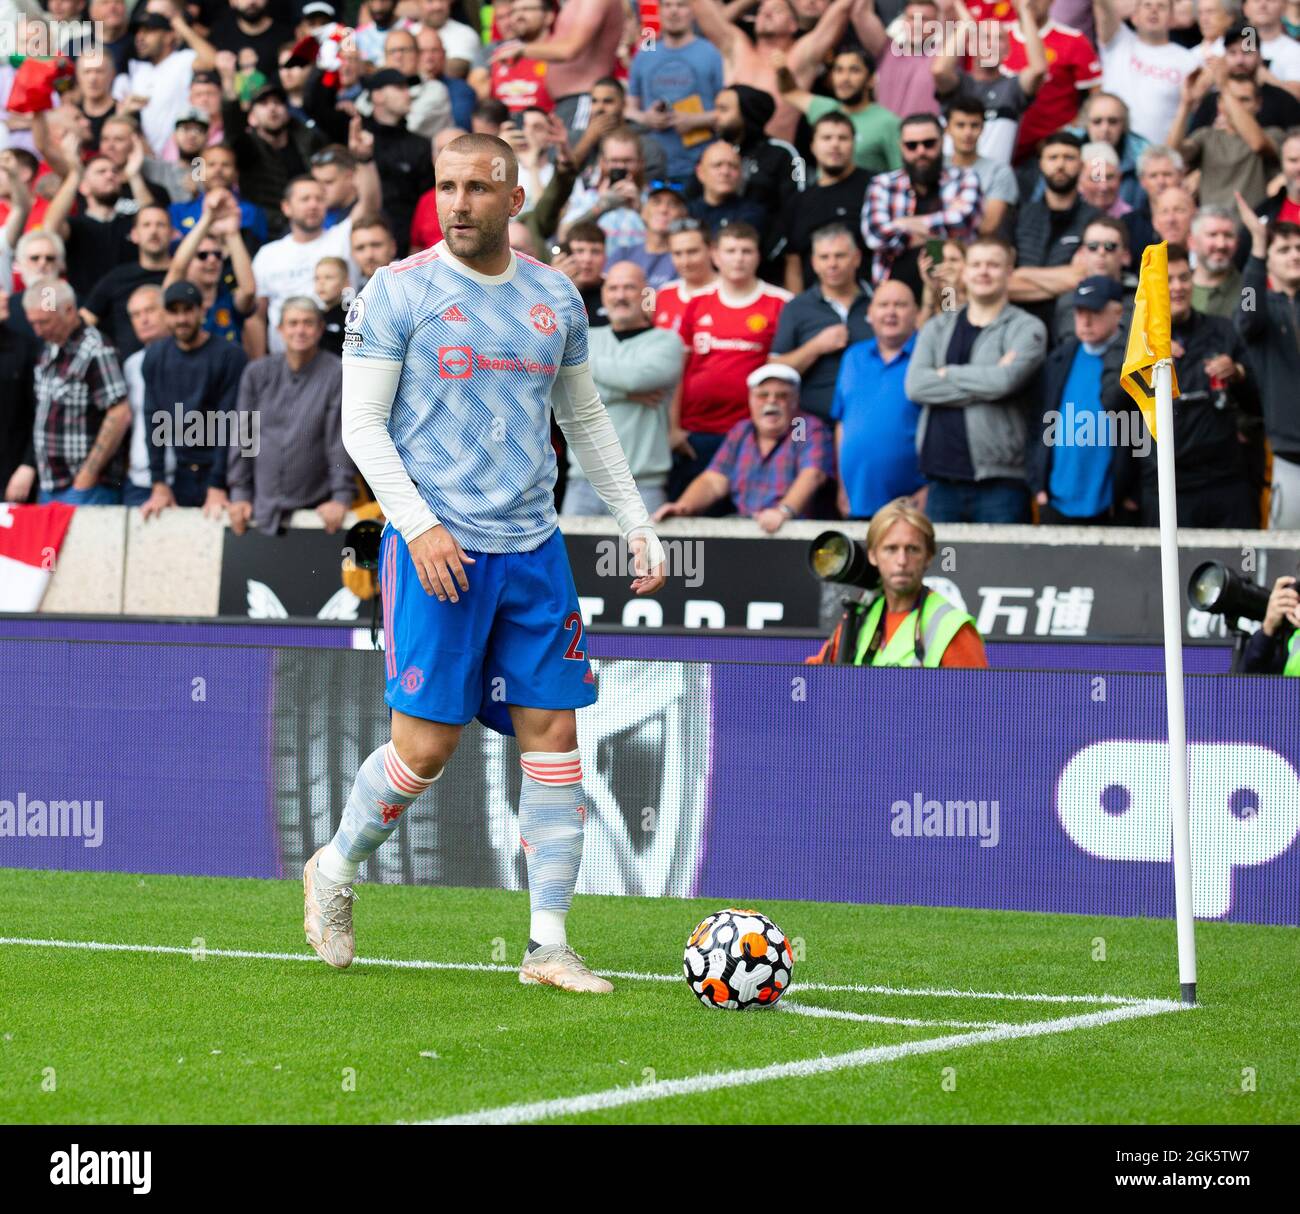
[563,611,585,661]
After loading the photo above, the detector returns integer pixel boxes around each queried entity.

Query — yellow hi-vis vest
[852,589,977,668]
[1285,632,1300,676]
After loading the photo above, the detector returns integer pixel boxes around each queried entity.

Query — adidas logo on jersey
[441,306,469,322]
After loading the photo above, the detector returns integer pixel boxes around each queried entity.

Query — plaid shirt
[33,324,129,492]
[861,166,983,286]
[708,413,835,518]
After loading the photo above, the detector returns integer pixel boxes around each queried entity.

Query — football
[682,908,794,1010]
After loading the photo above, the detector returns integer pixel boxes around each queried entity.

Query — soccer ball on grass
[682,908,793,1010]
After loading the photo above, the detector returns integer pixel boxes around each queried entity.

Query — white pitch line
[0,938,1168,1009]
[785,981,1170,1006]
[0,936,519,974]
[777,1000,1016,1030]
[420,1000,1187,1125]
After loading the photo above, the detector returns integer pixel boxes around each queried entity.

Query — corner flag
[1119,240,1197,1005]
[1120,242,1181,439]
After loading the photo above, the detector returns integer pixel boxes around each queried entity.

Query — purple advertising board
[699,665,1300,925]
[2,633,1295,925]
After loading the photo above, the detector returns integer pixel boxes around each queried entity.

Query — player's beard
[444,210,509,262]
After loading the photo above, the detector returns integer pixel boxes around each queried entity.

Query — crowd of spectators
[4,0,1300,533]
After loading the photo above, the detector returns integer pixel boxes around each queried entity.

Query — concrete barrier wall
[41,507,127,615]
[34,506,358,618]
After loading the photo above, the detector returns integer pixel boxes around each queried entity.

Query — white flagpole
[1153,357,1196,1005]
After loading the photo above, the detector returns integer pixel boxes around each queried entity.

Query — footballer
[305,133,666,994]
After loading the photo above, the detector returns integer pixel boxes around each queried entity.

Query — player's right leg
[304,714,462,968]
[305,523,496,969]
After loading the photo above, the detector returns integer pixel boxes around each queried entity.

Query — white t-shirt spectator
[128,48,198,155]
[1261,34,1300,82]
[1100,24,1198,145]
[424,18,483,69]
[1197,34,1300,80]
[252,219,358,353]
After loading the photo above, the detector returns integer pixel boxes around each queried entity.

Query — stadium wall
[21,506,1300,642]
[2,633,1297,926]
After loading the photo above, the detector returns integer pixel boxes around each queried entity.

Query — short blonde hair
[866,498,935,560]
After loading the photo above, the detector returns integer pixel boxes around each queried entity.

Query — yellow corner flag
[1120,241,1180,439]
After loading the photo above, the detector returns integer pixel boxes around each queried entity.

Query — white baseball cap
[746,363,801,389]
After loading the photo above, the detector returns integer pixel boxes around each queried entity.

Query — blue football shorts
[379,523,597,736]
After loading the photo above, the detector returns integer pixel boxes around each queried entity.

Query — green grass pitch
[1,868,1296,1124]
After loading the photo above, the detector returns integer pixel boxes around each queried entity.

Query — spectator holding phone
[557,126,648,261]
[622,0,722,185]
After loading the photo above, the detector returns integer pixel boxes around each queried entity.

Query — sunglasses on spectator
[903,138,939,151]
[667,218,702,234]
[193,250,222,260]
[647,179,684,193]
[1085,240,1120,252]
[310,149,344,166]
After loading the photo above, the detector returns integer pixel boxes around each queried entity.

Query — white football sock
[317,843,359,885]
[530,909,568,949]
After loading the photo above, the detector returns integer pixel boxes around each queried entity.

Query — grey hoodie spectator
[906,236,1048,523]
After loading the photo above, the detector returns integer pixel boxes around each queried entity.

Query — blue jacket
[1027,333,1128,502]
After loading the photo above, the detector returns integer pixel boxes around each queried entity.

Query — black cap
[136,13,172,31]
[163,281,203,309]
[250,83,289,106]
[191,70,220,87]
[363,68,418,92]
[1072,276,1125,311]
